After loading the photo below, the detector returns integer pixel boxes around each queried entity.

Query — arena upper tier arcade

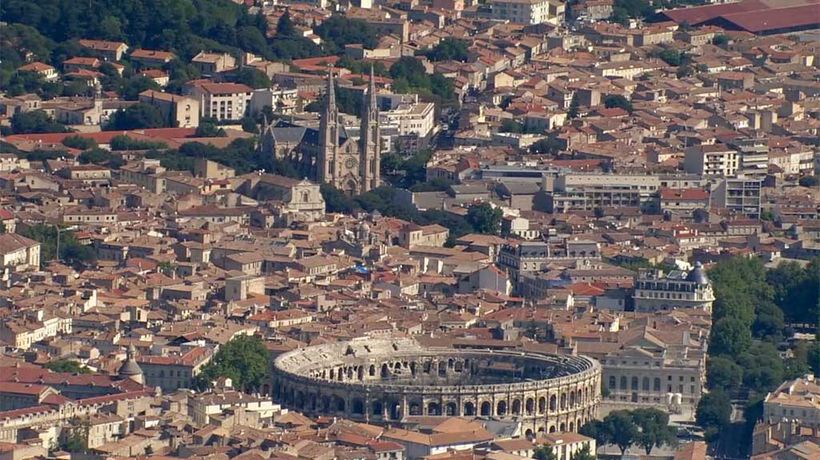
[272,337,601,435]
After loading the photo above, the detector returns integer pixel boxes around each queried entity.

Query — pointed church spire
[368,63,377,112]
[326,65,336,114]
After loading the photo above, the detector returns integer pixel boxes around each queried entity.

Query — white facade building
[488,0,565,25]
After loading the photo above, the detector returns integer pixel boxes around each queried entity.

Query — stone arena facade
[272,337,601,436]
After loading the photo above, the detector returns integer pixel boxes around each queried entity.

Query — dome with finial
[118,345,144,383]
[687,261,709,285]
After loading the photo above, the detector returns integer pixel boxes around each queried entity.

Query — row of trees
[697,257,820,447]
[580,408,677,455]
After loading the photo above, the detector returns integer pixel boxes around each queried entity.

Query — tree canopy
[44,359,92,374]
[466,202,503,235]
[105,103,167,130]
[581,408,676,455]
[196,335,270,392]
[424,38,470,62]
[10,110,69,134]
[604,94,633,113]
[315,16,379,54]
[389,57,457,105]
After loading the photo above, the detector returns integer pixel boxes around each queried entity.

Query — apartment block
[684,145,739,177]
[488,0,565,25]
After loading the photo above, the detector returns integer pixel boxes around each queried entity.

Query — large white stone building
[764,375,820,427]
[633,262,715,312]
[488,0,565,25]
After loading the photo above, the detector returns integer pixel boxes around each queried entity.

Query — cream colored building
[138,90,200,128]
[488,0,565,25]
[684,145,739,177]
[188,82,253,121]
[399,223,449,249]
[0,233,40,270]
[380,102,436,139]
[138,346,213,391]
[190,51,236,75]
[764,375,820,427]
[0,310,72,350]
[538,432,596,460]
[603,345,706,413]
[189,389,281,426]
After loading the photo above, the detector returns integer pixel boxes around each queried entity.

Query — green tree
[61,417,90,453]
[62,135,97,150]
[710,317,752,357]
[570,444,595,460]
[195,121,227,137]
[19,223,96,266]
[315,15,379,54]
[798,175,818,187]
[604,410,639,455]
[466,202,502,235]
[657,48,686,66]
[276,10,296,37]
[119,75,161,101]
[736,343,785,394]
[110,135,167,151]
[693,208,709,223]
[706,356,743,391]
[241,116,258,133]
[604,95,633,113]
[530,136,563,155]
[78,148,114,165]
[320,183,356,214]
[712,34,729,46]
[808,342,820,375]
[44,359,91,374]
[696,390,732,441]
[106,103,166,130]
[500,119,524,133]
[580,419,611,447]
[631,408,677,455]
[196,335,270,392]
[10,110,69,134]
[425,38,470,62]
[234,67,271,89]
[568,93,580,119]
[533,445,557,460]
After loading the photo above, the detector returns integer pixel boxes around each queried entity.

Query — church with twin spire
[259,67,381,195]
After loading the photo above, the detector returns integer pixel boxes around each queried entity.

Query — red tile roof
[714,4,820,33]
[661,0,768,25]
[660,188,709,201]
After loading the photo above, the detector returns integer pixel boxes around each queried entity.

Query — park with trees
[696,256,819,455]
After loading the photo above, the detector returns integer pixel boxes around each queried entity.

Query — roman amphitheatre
[272,337,601,436]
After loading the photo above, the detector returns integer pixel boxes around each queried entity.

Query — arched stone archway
[445,402,458,416]
[352,398,364,415]
[464,401,475,416]
[538,396,546,414]
[497,400,507,416]
[427,402,441,416]
[480,401,492,416]
[525,398,534,415]
[409,402,422,416]
[372,400,383,417]
[549,395,557,412]
[512,399,522,415]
